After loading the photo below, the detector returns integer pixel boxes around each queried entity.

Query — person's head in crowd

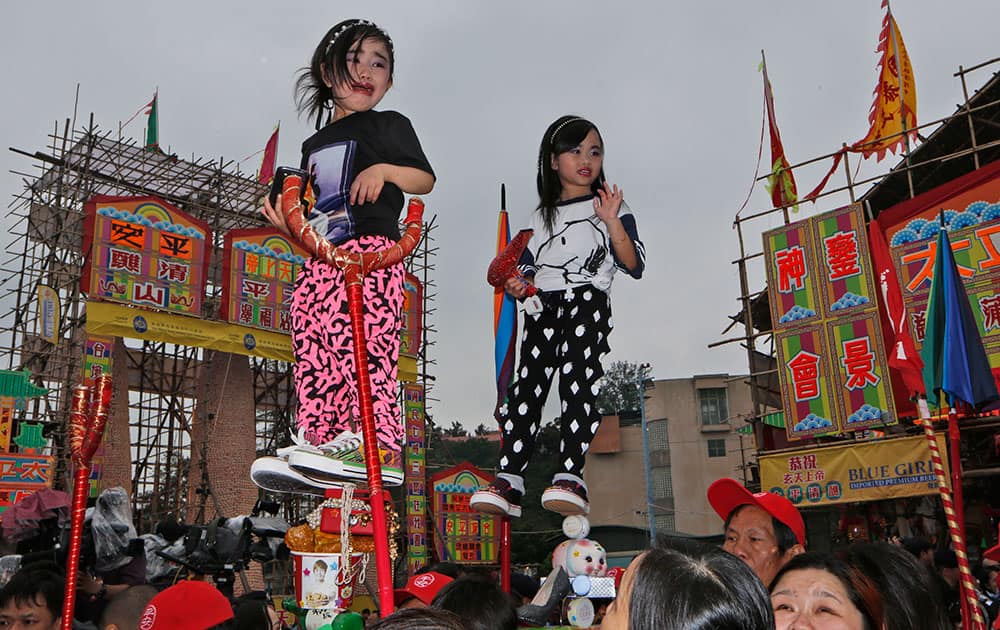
[901,537,935,569]
[415,562,463,579]
[933,549,959,588]
[978,562,1000,596]
[769,552,882,630]
[139,580,235,630]
[707,478,806,586]
[232,592,283,630]
[601,540,774,630]
[430,575,517,630]
[841,542,951,630]
[100,584,159,630]
[368,607,464,630]
[393,571,454,609]
[509,573,540,605]
[0,563,64,630]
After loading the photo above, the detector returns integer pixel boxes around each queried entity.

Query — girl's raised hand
[504,275,532,299]
[594,182,624,223]
[261,194,291,238]
[350,164,386,206]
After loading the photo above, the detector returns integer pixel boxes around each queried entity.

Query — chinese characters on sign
[220,229,308,334]
[82,196,210,316]
[404,383,428,574]
[765,204,897,440]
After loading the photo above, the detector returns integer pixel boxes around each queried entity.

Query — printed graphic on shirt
[306,141,356,245]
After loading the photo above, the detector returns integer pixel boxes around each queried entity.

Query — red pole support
[60,464,91,630]
[500,516,511,594]
[346,279,395,616]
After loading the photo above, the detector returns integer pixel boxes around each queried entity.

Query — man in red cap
[138,580,234,630]
[707,477,806,587]
[393,571,454,609]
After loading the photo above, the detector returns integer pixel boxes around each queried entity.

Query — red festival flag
[851,2,917,161]
[761,53,798,212]
[258,124,280,185]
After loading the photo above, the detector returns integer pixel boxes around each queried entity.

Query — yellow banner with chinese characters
[760,434,948,507]
[84,301,417,381]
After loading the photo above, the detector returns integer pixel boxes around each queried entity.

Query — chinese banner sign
[36,285,59,345]
[400,273,423,358]
[404,383,427,574]
[220,228,308,334]
[761,434,946,506]
[765,203,898,440]
[81,196,211,316]
[0,454,54,491]
[430,463,499,564]
[887,174,1000,372]
[82,335,114,496]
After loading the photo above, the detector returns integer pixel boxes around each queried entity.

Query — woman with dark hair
[232,593,284,630]
[769,552,882,630]
[430,575,518,630]
[369,607,464,630]
[841,542,951,630]
[601,543,773,630]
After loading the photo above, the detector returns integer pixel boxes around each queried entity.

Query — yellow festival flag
[851,5,917,161]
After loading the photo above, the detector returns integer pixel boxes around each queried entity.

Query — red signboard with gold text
[81,196,211,316]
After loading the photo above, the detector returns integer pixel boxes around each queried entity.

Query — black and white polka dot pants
[497,286,612,480]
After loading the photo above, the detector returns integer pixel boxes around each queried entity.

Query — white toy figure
[552,538,608,578]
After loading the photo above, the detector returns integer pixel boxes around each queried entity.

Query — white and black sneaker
[250,456,343,496]
[541,479,590,516]
[470,477,523,518]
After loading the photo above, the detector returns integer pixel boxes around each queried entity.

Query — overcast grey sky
[3,1,998,429]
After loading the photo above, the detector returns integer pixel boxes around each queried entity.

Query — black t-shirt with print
[299,109,434,244]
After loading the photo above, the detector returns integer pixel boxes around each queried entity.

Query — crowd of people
[6,476,997,629]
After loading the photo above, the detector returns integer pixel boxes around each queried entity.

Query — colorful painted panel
[812,204,877,317]
[826,313,897,432]
[400,273,423,358]
[0,454,54,490]
[220,228,308,334]
[81,196,211,316]
[430,463,499,564]
[893,221,1000,299]
[403,383,428,574]
[775,325,838,440]
[764,221,821,330]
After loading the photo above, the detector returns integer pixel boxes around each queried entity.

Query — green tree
[443,421,468,437]
[596,361,652,416]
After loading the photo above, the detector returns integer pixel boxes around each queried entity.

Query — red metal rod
[60,464,91,630]
[346,278,395,615]
[500,517,511,594]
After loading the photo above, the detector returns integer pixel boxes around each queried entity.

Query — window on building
[699,388,729,425]
[707,438,726,458]
[654,513,675,533]
[651,466,673,499]
[648,419,669,451]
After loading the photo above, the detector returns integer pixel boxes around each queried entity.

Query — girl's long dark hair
[295,19,395,130]
[536,115,606,234]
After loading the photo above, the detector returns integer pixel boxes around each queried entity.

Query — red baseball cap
[707,478,807,547]
[393,571,454,606]
[139,580,234,630]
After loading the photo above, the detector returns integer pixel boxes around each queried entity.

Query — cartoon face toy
[552,538,608,577]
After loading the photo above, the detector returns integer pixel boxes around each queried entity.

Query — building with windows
[584,374,759,537]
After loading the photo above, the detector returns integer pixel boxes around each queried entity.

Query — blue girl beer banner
[761,434,947,506]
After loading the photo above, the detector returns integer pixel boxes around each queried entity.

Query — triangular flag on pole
[145,91,159,151]
[761,52,798,213]
[493,184,518,421]
[851,2,917,161]
[258,124,280,185]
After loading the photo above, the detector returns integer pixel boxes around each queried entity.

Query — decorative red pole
[281,178,424,616]
[61,375,112,630]
[918,399,986,630]
[500,516,511,593]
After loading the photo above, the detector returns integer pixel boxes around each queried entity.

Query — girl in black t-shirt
[262,19,434,486]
